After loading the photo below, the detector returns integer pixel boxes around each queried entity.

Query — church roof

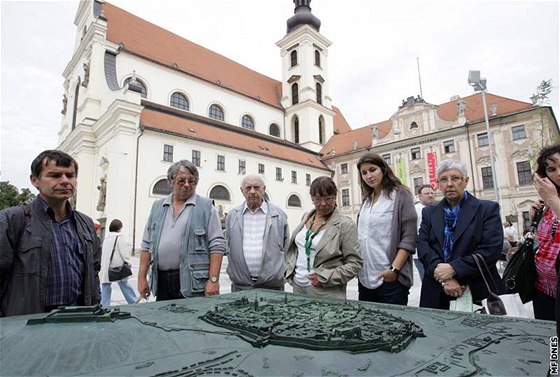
[102,2,283,109]
[139,101,330,171]
[321,93,534,159]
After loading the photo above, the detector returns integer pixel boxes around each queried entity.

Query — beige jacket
[284,208,363,296]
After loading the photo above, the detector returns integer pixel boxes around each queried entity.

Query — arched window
[241,115,255,130]
[315,50,321,67]
[123,77,147,98]
[170,92,189,111]
[291,83,299,105]
[410,121,418,129]
[269,123,280,137]
[316,83,322,105]
[209,104,224,121]
[152,179,172,196]
[288,194,302,208]
[290,50,298,67]
[72,78,81,130]
[293,116,299,144]
[209,185,231,201]
[318,116,325,145]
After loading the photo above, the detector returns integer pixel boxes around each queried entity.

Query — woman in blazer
[284,176,363,299]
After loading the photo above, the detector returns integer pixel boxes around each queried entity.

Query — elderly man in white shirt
[225,175,289,291]
[414,184,435,280]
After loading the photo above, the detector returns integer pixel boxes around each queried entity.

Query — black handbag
[502,207,545,303]
[108,236,133,282]
[473,253,507,315]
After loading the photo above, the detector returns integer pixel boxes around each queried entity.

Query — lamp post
[468,70,501,206]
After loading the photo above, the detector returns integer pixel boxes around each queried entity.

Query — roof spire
[287,0,321,33]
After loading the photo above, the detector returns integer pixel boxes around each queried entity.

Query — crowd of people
[0,147,558,327]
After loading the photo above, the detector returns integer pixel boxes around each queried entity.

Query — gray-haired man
[138,160,225,301]
[225,175,288,291]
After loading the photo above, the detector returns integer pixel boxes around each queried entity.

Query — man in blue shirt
[0,150,100,316]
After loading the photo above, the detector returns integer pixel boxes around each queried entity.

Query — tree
[530,79,553,106]
[528,79,557,165]
[0,181,36,210]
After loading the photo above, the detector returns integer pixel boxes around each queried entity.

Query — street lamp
[468,70,501,206]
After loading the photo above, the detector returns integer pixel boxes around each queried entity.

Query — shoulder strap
[472,253,499,294]
[109,236,119,263]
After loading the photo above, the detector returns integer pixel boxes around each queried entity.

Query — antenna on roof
[417,57,423,99]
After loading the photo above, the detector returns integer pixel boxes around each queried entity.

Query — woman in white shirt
[357,153,417,305]
[100,219,138,307]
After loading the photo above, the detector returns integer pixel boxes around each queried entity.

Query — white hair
[436,159,469,178]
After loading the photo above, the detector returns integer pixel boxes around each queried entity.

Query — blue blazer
[417,193,505,309]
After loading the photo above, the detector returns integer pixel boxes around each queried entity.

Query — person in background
[285,176,362,299]
[0,150,100,316]
[418,159,505,310]
[414,184,435,280]
[503,220,521,248]
[531,144,560,321]
[138,160,225,301]
[225,175,288,291]
[100,219,137,307]
[356,153,417,305]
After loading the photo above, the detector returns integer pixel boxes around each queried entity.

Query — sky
[1,0,559,191]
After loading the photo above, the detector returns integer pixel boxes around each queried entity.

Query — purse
[502,206,545,303]
[472,253,507,315]
[108,236,133,282]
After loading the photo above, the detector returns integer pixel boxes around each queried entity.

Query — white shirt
[504,225,520,242]
[242,201,268,277]
[293,226,325,287]
[358,190,395,289]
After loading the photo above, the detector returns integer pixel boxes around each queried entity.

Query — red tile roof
[139,101,330,171]
[102,2,282,109]
[321,93,533,159]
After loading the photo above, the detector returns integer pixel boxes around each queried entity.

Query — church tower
[277,0,335,152]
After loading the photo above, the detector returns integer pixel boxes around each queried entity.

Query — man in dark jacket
[0,150,100,317]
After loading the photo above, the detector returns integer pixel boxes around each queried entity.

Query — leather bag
[108,236,133,282]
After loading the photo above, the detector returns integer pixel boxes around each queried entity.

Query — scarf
[442,192,468,262]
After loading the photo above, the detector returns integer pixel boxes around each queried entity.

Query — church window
[291,171,297,184]
[152,179,172,196]
[293,116,300,144]
[123,77,147,98]
[72,78,81,130]
[217,155,225,171]
[209,104,224,121]
[192,150,201,167]
[315,50,321,67]
[269,123,280,137]
[163,144,173,162]
[318,116,325,144]
[410,121,418,129]
[209,185,231,201]
[316,83,322,105]
[287,194,302,208]
[170,92,189,111]
[276,167,283,181]
[242,115,255,130]
[292,83,299,105]
[290,50,298,67]
[258,163,265,174]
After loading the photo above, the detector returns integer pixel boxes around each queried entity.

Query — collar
[163,193,197,207]
[243,200,268,215]
[38,195,73,220]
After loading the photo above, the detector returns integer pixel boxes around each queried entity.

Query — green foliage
[0,181,36,210]
[530,79,553,106]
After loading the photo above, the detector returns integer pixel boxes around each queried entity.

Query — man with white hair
[225,175,289,291]
[417,159,505,310]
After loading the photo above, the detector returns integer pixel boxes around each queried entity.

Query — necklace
[304,211,330,272]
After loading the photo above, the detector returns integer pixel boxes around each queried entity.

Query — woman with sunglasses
[285,176,363,299]
[356,153,417,305]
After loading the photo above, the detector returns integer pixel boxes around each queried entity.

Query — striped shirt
[242,202,268,277]
[535,208,559,298]
[38,196,83,306]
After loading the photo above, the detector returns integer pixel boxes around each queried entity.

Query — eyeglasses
[175,178,196,186]
[438,176,464,185]
[311,196,336,204]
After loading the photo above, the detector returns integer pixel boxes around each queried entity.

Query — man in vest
[225,175,288,291]
[138,160,226,301]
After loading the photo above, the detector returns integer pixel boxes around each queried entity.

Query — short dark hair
[417,184,433,195]
[356,152,408,199]
[109,219,123,232]
[536,144,560,194]
[310,176,337,197]
[30,150,78,178]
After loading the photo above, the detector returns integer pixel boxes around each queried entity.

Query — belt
[251,276,259,282]
[158,269,180,276]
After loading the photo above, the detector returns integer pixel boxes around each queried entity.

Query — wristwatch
[390,265,401,276]
[209,276,219,283]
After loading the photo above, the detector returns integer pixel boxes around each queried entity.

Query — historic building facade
[58,0,557,249]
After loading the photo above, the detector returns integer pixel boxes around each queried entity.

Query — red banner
[427,152,437,189]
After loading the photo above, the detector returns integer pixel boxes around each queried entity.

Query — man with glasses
[225,175,288,291]
[138,160,225,301]
[417,159,505,310]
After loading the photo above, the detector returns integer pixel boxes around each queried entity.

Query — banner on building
[427,152,437,189]
[397,156,407,186]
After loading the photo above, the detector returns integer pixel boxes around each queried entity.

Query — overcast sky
[1,0,559,191]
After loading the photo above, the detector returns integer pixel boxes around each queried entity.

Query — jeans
[414,258,425,281]
[156,269,183,301]
[101,282,138,307]
[358,280,409,305]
